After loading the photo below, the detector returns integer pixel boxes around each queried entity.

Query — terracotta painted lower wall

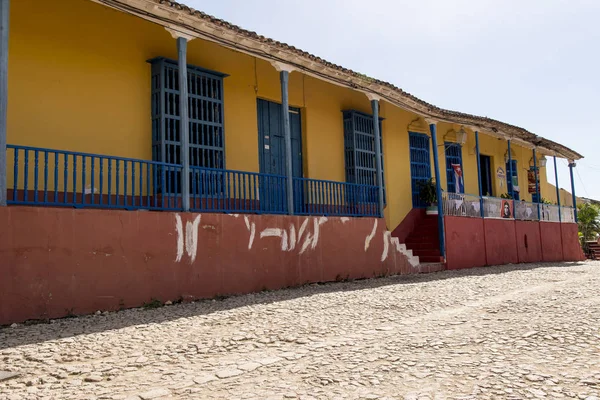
[444,217,584,270]
[483,219,519,266]
[391,208,425,243]
[0,206,423,325]
[444,216,486,270]
[515,221,543,264]
[560,223,585,262]
[540,222,564,262]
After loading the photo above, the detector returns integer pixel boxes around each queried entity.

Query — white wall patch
[288,224,296,251]
[175,215,184,262]
[297,218,309,244]
[381,231,391,262]
[365,219,378,251]
[175,214,201,263]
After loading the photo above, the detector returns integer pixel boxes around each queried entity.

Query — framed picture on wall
[501,199,513,219]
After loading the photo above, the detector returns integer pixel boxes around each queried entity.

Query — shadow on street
[0,261,588,350]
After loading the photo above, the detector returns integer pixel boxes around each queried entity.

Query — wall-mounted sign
[528,168,540,193]
[496,167,505,188]
[496,167,505,179]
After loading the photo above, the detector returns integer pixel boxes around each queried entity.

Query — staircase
[587,241,600,260]
[405,215,444,263]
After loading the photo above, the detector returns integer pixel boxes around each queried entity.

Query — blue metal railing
[292,177,379,217]
[8,144,572,222]
[189,166,288,214]
[7,145,182,210]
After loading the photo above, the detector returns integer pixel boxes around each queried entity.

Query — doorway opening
[480,155,493,196]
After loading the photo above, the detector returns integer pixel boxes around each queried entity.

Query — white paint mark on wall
[281,230,289,251]
[175,214,201,263]
[260,228,289,251]
[175,215,184,262]
[365,219,378,251]
[228,214,240,218]
[300,233,313,255]
[311,217,328,250]
[186,215,202,263]
[248,224,256,250]
[297,218,309,244]
[244,216,256,250]
[381,231,392,262]
[379,230,420,267]
[261,228,283,239]
[340,217,350,223]
[255,216,328,254]
[288,224,296,251]
[249,225,257,251]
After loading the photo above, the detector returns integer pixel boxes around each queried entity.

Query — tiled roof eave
[93,0,583,161]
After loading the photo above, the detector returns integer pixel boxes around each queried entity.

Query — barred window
[342,110,385,202]
[445,142,463,194]
[149,57,226,170]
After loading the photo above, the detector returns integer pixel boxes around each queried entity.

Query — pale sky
[186,0,600,201]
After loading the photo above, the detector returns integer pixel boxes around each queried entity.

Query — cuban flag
[451,163,464,193]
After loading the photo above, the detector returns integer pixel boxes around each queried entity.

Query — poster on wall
[528,167,540,193]
[496,167,506,188]
[501,199,513,219]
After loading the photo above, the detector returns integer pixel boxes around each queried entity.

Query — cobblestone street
[1,261,599,400]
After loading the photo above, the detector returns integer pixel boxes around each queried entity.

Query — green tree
[577,203,600,254]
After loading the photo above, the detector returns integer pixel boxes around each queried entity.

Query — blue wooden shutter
[506,159,519,200]
[409,132,431,208]
[445,142,463,194]
[343,110,385,204]
[149,57,227,193]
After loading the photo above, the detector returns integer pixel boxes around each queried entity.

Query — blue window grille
[409,132,431,208]
[506,159,520,200]
[342,110,385,204]
[148,57,227,195]
[445,142,463,194]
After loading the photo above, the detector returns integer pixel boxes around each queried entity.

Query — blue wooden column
[428,121,445,258]
[0,0,9,207]
[569,160,578,222]
[280,70,294,215]
[533,149,541,220]
[554,156,561,222]
[177,36,190,211]
[271,62,296,215]
[475,130,484,217]
[507,139,514,199]
[371,99,384,218]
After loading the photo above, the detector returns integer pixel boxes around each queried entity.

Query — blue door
[445,142,463,194]
[257,99,303,212]
[409,132,431,208]
[506,159,520,200]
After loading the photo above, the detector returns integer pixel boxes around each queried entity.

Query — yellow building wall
[7,0,570,233]
[543,183,576,207]
[8,0,419,229]
[8,0,303,174]
[435,126,551,204]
